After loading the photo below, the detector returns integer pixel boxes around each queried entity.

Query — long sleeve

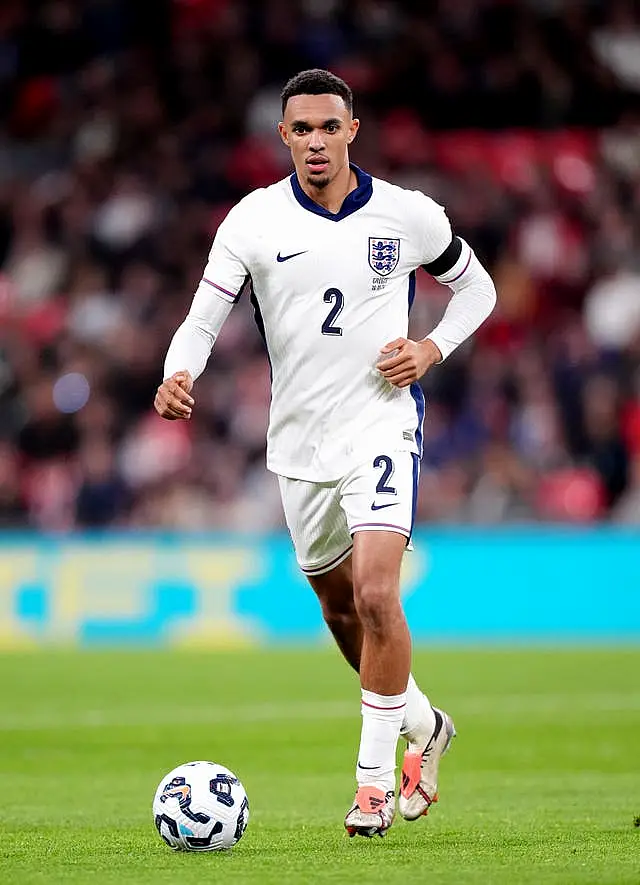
[162,198,252,380]
[163,282,234,380]
[425,239,497,361]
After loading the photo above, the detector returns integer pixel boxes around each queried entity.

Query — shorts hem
[299,544,353,577]
[350,522,411,537]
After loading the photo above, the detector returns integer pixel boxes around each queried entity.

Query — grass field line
[1,690,639,732]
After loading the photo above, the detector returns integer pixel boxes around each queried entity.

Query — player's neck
[300,162,357,215]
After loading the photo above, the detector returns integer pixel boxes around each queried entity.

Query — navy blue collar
[290,163,373,221]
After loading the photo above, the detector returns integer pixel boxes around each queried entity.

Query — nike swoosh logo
[276,250,308,262]
[357,763,379,770]
[422,709,443,759]
[370,502,400,511]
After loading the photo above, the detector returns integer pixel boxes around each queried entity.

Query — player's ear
[277,122,290,147]
[347,118,360,144]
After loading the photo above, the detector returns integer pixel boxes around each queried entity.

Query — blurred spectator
[0,0,639,529]
[17,376,80,462]
[583,265,640,351]
[0,442,28,526]
[612,454,640,523]
[75,437,129,527]
[465,443,535,525]
[535,467,607,524]
[591,0,640,91]
[580,374,629,505]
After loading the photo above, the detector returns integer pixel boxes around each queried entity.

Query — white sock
[401,673,436,743]
[356,688,406,793]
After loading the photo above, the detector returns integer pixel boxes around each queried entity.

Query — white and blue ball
[153,761,249,852]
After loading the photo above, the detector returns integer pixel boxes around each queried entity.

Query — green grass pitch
[1,647,639,884]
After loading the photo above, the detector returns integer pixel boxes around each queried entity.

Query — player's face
[278,94,359,190]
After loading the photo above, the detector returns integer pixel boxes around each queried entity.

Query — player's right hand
[154,371,194,420]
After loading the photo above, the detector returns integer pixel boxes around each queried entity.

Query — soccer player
[155,69,497,838]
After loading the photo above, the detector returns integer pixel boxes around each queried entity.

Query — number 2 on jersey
[321,288,344,336]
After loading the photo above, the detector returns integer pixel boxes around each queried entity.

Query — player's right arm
[155,205,251,421]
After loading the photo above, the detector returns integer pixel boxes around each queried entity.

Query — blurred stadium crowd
[1,0,640,531]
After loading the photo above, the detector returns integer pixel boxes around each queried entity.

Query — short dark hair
[281,69,353,116]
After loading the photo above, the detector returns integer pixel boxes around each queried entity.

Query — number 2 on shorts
[373,455,396,495]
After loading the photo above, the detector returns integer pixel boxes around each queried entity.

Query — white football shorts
[278,451,420,576]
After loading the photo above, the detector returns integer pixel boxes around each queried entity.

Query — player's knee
[353,580,396,633]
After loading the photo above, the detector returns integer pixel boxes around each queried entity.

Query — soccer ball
[152,761,249,852]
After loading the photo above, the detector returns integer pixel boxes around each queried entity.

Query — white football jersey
[200,165,457,482]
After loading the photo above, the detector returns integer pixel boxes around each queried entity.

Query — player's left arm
[378,205,497,388]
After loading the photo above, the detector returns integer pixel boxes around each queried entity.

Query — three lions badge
[368,237,400,276]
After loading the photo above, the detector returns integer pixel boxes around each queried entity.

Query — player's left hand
[376,337,442,388]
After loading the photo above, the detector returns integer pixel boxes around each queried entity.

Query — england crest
[368,238,400,276]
